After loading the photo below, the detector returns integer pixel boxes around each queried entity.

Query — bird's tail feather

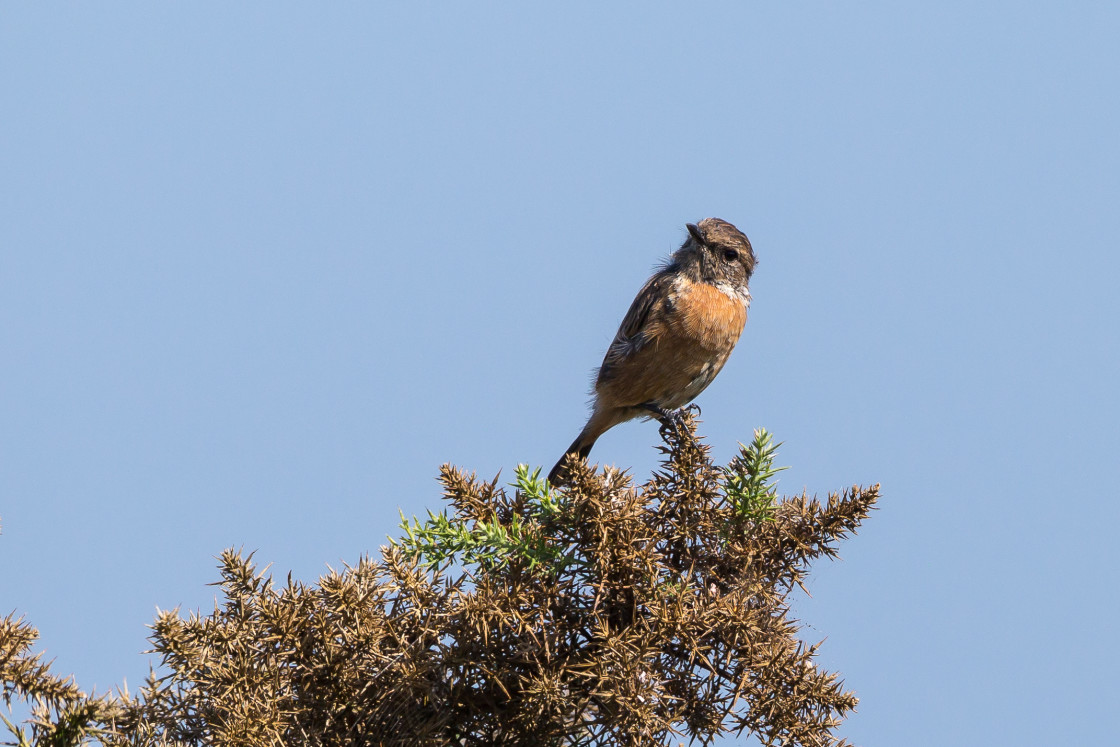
[547,432,597,486]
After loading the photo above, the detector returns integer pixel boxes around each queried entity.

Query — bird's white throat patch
[715,282,752,308]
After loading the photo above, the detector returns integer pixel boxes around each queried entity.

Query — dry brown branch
[2,415,877,746]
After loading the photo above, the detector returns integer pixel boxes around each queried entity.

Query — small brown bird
[548,217,757,485]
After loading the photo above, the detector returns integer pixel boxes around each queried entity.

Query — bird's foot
[640,402,697,439]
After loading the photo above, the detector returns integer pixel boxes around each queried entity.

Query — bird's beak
[686,223,705,244]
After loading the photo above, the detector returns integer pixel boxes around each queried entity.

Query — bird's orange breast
[672,278,748,353]
[593,276,748,410]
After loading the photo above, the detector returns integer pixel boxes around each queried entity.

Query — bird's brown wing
[597,270,674,383]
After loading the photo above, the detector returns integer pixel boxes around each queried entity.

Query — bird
[548,217,757,486]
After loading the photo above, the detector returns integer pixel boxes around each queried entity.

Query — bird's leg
[639,402,688,439]
[639,402,674,423]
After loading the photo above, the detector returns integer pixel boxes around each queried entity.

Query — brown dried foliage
[2,415,878,746]
[0,613,122,746]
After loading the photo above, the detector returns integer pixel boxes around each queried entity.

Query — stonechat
[548,218,756,485]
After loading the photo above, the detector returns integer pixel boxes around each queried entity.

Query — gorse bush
[2,413,878,746]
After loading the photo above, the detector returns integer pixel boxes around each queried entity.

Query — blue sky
[2,3,1118,744]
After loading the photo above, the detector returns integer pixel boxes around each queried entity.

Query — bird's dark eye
[723,248,739,261]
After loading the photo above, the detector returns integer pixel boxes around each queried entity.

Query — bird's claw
[640,402,700,440]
